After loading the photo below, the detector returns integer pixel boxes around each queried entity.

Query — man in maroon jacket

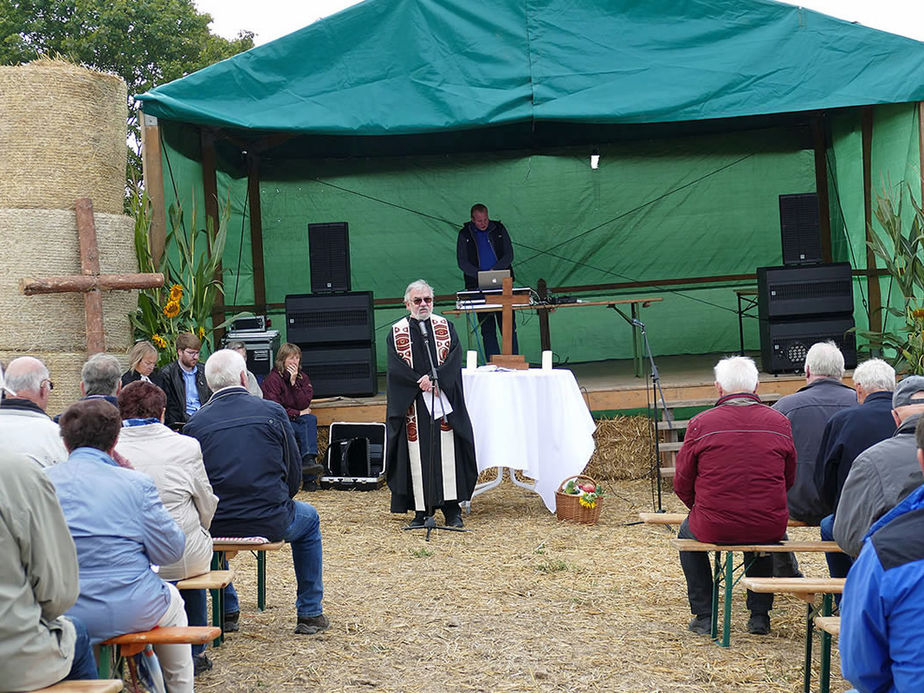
[675,356,796,636]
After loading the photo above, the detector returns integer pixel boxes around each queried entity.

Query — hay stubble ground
[196,477,848,692]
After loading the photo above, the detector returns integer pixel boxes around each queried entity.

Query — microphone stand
[404,318,470,540]
[608,308,671,512]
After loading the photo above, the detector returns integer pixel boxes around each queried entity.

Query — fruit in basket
[579,482,596,493]
[563,479,578,494]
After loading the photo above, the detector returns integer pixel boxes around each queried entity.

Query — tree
[0,0,254,198]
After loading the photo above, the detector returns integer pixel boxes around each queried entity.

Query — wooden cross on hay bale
[19,197,164,354]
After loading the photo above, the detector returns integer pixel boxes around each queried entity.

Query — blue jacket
[840,482,924,692]
[772,378,857,523]
[813,390,896,514]
[45,447,185,644]
[183,387,301,541]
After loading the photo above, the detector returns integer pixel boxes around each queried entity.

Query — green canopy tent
[137,0,924,368]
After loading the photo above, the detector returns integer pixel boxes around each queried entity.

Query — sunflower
[169,283,183,301]
[163,300,180,318]
[152,333,167,349]
[197,326,206,339]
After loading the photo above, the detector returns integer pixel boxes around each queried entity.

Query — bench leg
[98,644,114,678]
[210,584,225,648]
[819,594,833,693]
[710,551,721,641]
[257,551,267,611]
[721,551,733,648]
[803,602,814,693]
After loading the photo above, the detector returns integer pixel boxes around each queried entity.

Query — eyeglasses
[412,297,433,305]
[182,349,200,357]
[41,378,54,391]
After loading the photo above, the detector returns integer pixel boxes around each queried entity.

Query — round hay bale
[0,350,94,416]
[585,415,652,480]
[0,60,127,214]
[0,208,138,352]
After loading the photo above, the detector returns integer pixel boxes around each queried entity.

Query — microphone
[418,320,439,385]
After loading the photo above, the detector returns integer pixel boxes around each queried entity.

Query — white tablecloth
[462,368,596,511]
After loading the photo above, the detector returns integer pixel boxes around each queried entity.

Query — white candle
[466,350,478,370]
[542,350,553,370]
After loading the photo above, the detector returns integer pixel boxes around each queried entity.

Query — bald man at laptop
[456,203,518,358]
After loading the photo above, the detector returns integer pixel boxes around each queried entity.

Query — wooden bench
[176,569,235,647]
[742,578,844,693]
[670,538,842,647]
[640,512,807,527]
[212,540,285,612]
[32,681,123,693]
[98,626,221,680]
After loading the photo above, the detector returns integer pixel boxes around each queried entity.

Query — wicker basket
[555,475,603,525]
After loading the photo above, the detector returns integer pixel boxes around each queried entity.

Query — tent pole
[247,152,267,313]
[139,109,167,267]
[862,107,882,335]
[919,102,924,205]
[811,115,832,263]
[201,127,227,341]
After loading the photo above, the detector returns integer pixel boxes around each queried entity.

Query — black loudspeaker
[285,292,374,345]
[757,263,854,320]
[779,193,822,265]
[759,316,858,374]
[308,222,351,293]
[299,344,377,398]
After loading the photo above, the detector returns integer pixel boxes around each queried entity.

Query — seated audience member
[122,339,163,388]
[772,341,857,524]
[184,349,329,636]
[0,364,98,690]
[0,355,68,467]
[227,340,263,397]
[45,399,194,692]
[260,342,324,490]
[834,375,924,558]
[115,380,218,676]
[839,416,924,691]
[814,358,896,580]
[675,356,796,636]
[78,352,122,406]
[161,331,212,430]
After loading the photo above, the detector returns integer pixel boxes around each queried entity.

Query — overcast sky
[194,0,924,45]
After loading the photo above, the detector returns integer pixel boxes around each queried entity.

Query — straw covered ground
[195,425,850,693]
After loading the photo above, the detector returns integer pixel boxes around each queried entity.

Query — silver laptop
[477,269,511,290]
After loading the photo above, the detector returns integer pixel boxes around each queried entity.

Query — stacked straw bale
[0,61,135,412]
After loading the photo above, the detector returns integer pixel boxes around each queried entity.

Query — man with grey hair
[674,356,796,636]
[225,341,262,397]
[386,279,477,529]
[834,375,924,557]
[184,349,329,636]
[0,356,68,467]
[772,341,856,526]
[814,359,897,579]
[80,353,122,403]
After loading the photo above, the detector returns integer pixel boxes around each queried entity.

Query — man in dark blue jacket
[456,203,517,358]
[814,358,896,579]
[184,349,328,637]
[839,417,924,692]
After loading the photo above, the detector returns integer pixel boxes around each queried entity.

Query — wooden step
[814,616,841,637]
[658,442,683,452]
[659,466,676,477]
[657,419,690,431]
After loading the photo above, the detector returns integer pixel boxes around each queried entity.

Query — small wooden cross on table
[19,198,165,354]
[489,277,528,370]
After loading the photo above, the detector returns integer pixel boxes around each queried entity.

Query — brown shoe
[294,614,330,635]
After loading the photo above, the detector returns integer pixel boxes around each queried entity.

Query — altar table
[462,367,596,511]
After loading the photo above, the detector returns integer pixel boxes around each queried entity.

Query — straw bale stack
[0,60,127,214]
[0,209,138,353]
[0,61,137,386]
